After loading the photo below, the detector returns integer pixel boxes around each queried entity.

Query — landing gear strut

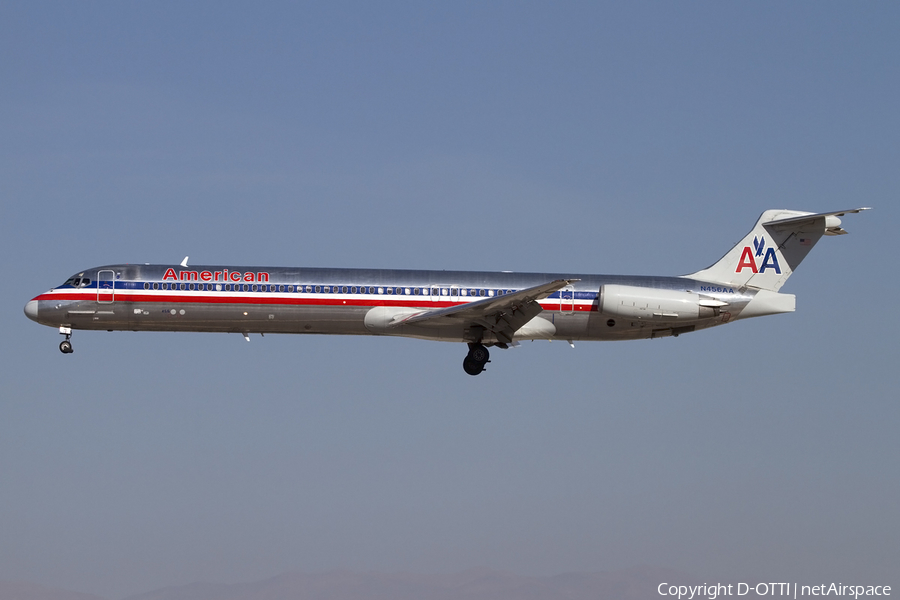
[463,343,490,376]
[59,327,73,354]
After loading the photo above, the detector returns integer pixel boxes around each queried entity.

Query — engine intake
[599,284,725,321]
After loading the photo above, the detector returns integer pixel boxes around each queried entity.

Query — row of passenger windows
[142,282,516,296]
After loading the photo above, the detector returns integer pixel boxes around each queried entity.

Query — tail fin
[685,208,870,291]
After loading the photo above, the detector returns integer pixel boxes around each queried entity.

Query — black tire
[59,340,73,354]
[468,344,490,364]
[463,357,484,376]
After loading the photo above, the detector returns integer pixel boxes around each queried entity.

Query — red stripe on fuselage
[33,291,598,312]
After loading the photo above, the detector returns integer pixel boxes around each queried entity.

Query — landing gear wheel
[462,343,490,376]
[59,340,73,354]
[463,357,484,376]
[469,345,489,364]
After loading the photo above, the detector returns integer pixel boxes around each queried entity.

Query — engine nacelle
[599,284,724,321]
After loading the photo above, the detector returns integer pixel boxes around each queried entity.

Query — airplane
[25,208,868,375]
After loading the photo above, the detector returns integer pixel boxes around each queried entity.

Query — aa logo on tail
[736,236,781,274]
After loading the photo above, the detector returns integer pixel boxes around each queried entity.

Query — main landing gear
[59,327,73,354]
[463,343,490,376]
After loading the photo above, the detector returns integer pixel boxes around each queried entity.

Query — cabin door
[97,270,115,303]
[560,285,575,314]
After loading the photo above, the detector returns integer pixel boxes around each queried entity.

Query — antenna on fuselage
[180,256,189,267]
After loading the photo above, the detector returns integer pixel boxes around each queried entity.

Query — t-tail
[685,208,870,292]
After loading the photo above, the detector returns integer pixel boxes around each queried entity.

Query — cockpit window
[62,276,92,288]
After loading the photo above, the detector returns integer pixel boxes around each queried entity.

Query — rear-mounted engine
[598,284,727,321]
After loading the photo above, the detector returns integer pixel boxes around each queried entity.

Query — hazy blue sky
[2,2,898,598]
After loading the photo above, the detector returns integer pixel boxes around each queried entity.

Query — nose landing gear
[59,327,73,354]
[463,343,490,376]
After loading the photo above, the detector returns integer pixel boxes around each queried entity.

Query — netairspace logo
[658,582,891,600]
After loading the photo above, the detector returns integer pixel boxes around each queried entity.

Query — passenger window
[143,283,150,290]
[387,287,393,295]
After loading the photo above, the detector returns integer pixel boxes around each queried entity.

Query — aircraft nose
[24,299,39,322]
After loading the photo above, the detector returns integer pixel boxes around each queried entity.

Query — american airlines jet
[25,209,868,375]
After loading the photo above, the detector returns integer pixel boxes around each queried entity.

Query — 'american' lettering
[162,268,270,282]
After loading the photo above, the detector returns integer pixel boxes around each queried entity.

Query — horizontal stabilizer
[762,207,870,236]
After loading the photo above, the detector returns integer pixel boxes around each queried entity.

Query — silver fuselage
[26,264,759,343]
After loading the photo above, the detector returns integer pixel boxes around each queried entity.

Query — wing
[394,279,579,344]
